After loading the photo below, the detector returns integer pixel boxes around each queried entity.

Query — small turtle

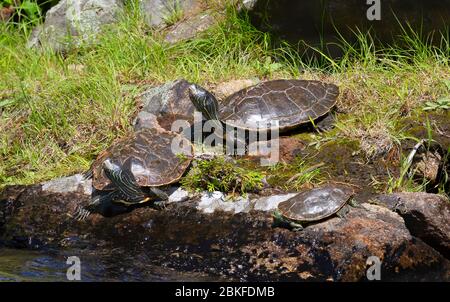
[188,79,339,133]
[76,128,193,220]
[273,185,357,231]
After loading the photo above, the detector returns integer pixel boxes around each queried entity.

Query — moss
[180,157,265,195]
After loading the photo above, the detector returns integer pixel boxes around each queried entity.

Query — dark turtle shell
[219,79,339,131]
[91,128,193,190]
[277,185,353,222]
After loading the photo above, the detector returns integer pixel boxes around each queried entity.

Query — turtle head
[188,84,220,121]
[102,158,121,173]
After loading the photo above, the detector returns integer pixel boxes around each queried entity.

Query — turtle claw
[348,198,359,208]
[153,200,167,210]
[74,206,92,221]
[291,224,304,232]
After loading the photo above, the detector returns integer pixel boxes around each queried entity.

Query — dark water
[0,248,222,282]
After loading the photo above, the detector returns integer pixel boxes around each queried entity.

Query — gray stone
[252,193,297,211]
[26,25,43,49]
[164,10,216,44]
[212,78,260,100]
[134,79,196,132]
[168,187,190,203]
[239,0,258,10]
[29,0,123,52]
[133,111,164,131]
[139,0,200,27]
[196,191,251,214]
[41,174,92,195]
[374,192,450,258]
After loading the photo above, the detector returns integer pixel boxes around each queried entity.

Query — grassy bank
[0,2,449,192]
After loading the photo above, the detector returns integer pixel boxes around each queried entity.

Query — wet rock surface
[1,180,449,281]
[374,193,450,259]
[28,0,123,52]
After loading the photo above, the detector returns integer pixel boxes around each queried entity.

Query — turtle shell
[277,185,353,222]
[219,79,339,131]
[91,128,193,190]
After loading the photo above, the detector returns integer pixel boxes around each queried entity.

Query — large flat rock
[0,178,449,281]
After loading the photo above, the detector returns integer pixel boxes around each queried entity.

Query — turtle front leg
[336,198,359,219]
[149,187,169,210]
[336,205,350,218]
[272,210,304,231]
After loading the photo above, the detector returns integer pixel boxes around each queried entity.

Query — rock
[1,183,449,281]
[196,191,251,214]
[246,0,450,57]
[168,187,190,203]
[133,111,165,131]
[252,193,297,211]
[139,0,201,28]
[41,174,92,195]
[413,150,443,183]
[28,0,123,52]
[295,203,449,281]
[164,10,217,43]
[213,78,260,100]
[407,140,446,185]
[134,79,196,132]
[26,25,43,49]
[0,6,14,22]
[239,0,258,10]
[374,193,450,259]
[247,137,306,164]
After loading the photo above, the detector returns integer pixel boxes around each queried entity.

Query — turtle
[272,185,357,231]
[76,127,193,220]
[188,79,339,134]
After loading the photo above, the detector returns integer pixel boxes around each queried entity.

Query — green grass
[1,1,449,193]
[162,0,184,26]
[265,158,325,191]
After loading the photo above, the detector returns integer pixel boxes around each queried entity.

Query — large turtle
[273,185,356,231]
[76,127,193,219]
[188,79,339,133]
